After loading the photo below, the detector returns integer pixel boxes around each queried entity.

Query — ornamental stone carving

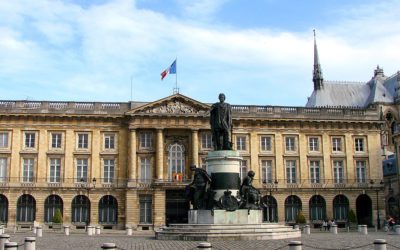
[144,100,206,114]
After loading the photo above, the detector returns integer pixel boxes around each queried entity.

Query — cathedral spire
[313,29,324,90]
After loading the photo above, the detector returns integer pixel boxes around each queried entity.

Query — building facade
[0,93,385,230]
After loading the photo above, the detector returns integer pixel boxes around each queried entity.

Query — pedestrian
[327,219,332,231]
[323,220,327,231]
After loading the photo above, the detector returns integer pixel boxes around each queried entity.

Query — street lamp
[80,177,97,192]
[370,179,384,229]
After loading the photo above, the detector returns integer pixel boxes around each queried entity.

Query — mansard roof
[306,70,399,108]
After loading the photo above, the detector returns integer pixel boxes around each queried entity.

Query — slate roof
[306,70,399,108]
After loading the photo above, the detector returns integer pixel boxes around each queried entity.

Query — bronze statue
[187,165,212,209]
[210,93,232,150]
[240,171,261,209]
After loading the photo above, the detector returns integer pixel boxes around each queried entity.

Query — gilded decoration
[144,99,206,114]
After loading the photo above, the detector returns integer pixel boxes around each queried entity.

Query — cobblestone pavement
[4,230,400,250]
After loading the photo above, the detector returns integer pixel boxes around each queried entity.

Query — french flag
[161,60,176,80]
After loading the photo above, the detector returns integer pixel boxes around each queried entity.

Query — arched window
[17,194,36,222]
[0,195,8,223]
[98,195,117,224]
[333,195,349,222]
[309,195,326,221]
[285,195,302,222]
[262,195,278,222]
[44,195,63,223]
[71,195,90,223]
[168,143,185,180]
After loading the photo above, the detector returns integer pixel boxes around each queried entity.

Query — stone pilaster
[129,129,137,180]
[153,189,165,229]
[156,129,164,180]
[191,129,199,166]
[125,189,138,227]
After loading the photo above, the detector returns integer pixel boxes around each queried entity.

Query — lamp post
[370,179,383,230]
[79,177,96,227]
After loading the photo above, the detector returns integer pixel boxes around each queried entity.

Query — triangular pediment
[126,93,210,116]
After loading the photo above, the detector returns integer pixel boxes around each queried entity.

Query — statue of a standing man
[210,93,232,150]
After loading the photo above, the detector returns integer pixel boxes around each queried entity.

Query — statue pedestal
[206,150,242,202]
[189,209,262,224]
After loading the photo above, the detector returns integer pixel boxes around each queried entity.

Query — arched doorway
[262,195,277,222]
[98,195,117,225]
[44,195,63,223]
[71,195,90,224]
[333,194,349,226]
[356,194,372,226]
[285,195,302,223]
[309,195,326,224]
[0,195,8,224]
[17,194,36,222]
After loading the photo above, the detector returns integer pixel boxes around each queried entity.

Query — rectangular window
[104,134,115,149]
[240,160,248,180]
[201,133,213,149]
[51,133,62,149]
[0,133,9,148]
[0,158,7,182]
[332,137,342,152]
[25,132,35,148]
[285,137,296,151]
[140,157,151,182]
[310,160,320,183]
[103,159,115,183]
[333,160,344,184]
[22,158,34,182]
[76,158,88,182]
[356,160,366,183]
[140,132,153,149]
[260,136,272,152]
[49,158,61,183]
[355,138,364,152]
[139,195,152,224]
[77,133,89,149]
[236,136,247,151]
[286,160,296,183]
[309,137,319,152]
[261,160,272,184]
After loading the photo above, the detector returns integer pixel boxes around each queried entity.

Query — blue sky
[0,0,399,106]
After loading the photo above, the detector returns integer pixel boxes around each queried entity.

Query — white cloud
[0,0,399,105]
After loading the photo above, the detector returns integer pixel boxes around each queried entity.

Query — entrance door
[356,194,372,226]
[165,190,189,225]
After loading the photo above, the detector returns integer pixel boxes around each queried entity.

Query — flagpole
[130,75,133,101]
[175,57,178,93]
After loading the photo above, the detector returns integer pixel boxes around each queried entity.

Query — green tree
[348,209,357,223]
[52,208,63,224]
[296,210,306,224]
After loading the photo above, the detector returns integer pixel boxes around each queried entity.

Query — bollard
[24,237,36,250]
[374,239,387,250]
[197,242,212,250]
[87,226,94,236]
[359,225,368,235]
[4,242,18,250]
[288,241,302,250]
[0,234,10,250]
[395,225,400,235]
[0,226,4,235]
[32,227,36,234]
[36,227,42,237]
[101,243,116,250]
[63,225,70,236]
[95,226,101,235]
[331,225,338,234]
[303,225,310,235]
[126,227,132,236]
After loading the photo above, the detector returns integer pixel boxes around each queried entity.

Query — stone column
[192,129,199,167]
[129,128,137,181]
[156,129,164,180]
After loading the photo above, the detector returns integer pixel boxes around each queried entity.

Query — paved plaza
[3,229,400,250]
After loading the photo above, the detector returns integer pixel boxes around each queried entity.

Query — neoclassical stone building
[0,93,385,230]
[0,35,397,231]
